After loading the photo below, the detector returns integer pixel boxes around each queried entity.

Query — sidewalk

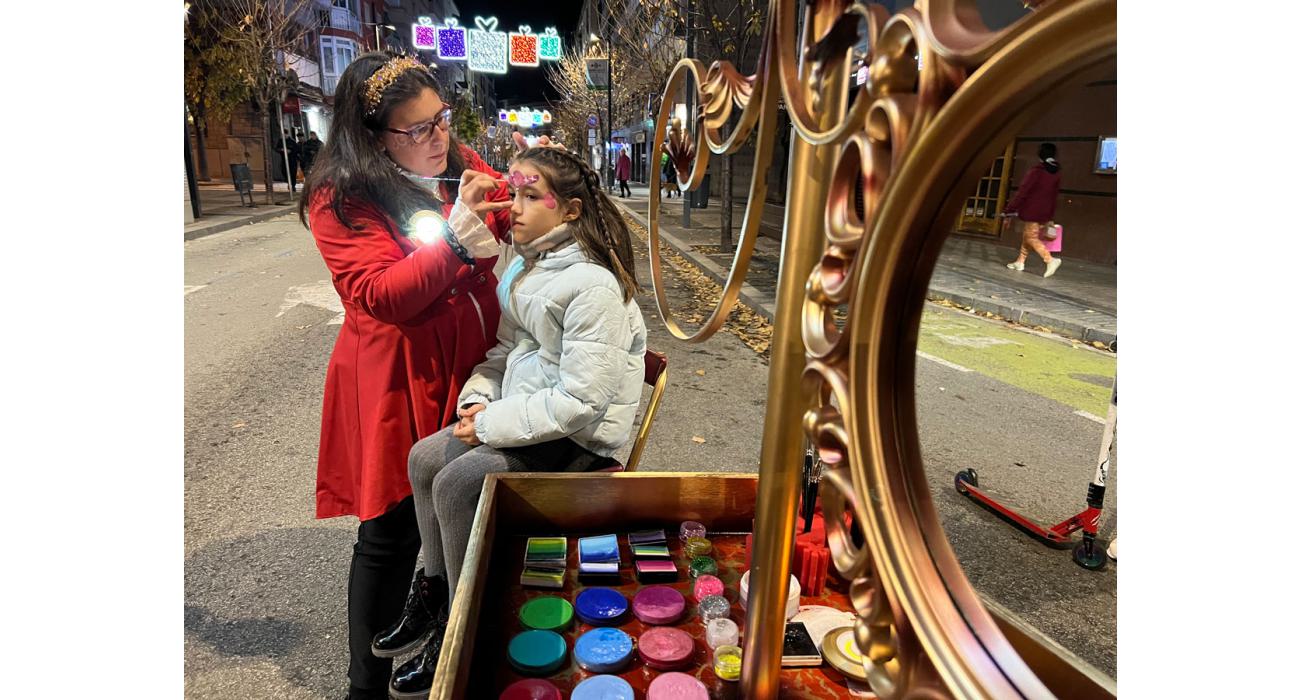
[613,184,1116,347]
[184,180,300,241]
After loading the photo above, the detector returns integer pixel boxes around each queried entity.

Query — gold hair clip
[363,55,427,116]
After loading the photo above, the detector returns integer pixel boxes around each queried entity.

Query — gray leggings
[407,425,613,597]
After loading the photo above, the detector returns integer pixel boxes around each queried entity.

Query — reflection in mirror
[916,58,1118,679]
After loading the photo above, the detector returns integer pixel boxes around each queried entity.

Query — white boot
[1106,537,1117,560]
[1006,261,1024,271]
[1044,258,1062,278]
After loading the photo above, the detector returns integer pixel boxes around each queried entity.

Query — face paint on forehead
[507,170,540,188]
[542,192,558,209]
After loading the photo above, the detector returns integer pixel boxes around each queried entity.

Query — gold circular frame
[644,0,1117,696]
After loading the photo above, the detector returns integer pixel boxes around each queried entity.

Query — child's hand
[457,403,486,419]
[453,412,482,446]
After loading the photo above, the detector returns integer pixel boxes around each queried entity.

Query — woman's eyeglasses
[384,107,452,146]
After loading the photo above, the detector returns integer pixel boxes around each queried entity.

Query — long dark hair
[298,51,467,231]
[510,147,639,302]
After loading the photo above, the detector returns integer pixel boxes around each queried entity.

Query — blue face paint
[573,587,628,626]
[571,674,635,700]
[573,628,634,674]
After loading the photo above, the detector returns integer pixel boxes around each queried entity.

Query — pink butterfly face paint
[507,170,540,189]
[542,192,558,209]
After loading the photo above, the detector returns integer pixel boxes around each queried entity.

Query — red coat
[615,152,631,181]
[310,146,512,521]
[1004,162,1061,223]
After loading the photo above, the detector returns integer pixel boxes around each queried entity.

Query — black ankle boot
[388,618,448,699]
[371,570,447,658]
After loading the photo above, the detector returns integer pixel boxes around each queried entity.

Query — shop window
[955,143,1014,236]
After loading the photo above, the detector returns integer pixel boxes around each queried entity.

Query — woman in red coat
[298,53,514,700]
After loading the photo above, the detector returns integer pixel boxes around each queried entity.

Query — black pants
[347,495,421,698]
[618,179,631,197]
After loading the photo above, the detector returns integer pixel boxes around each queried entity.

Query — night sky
[457,0,586,107]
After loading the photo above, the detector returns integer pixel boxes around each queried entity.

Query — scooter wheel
[1072,540,1109,571]
[954,469,978,495]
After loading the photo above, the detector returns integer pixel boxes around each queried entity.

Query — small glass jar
[705,618,740,649]
[684,537,713,559]
[679,521,706,542]
[698,594,730,623]
[688,555,718,579]
[713,644,742,681]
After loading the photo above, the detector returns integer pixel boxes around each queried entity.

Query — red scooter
[955,381,1116,571]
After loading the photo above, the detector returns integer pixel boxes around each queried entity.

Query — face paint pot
[646,671,709,700]
[705,617,740,649]
[506,629,568,676]
[518,595,574,632]
[632,585,685,625]
[574,587,629,626]
[571,675,635,700]
[638,626,696,671]
[692,574,724,602]
[499,679,563,700]
[573,627,635,673]
[697,594,731,623]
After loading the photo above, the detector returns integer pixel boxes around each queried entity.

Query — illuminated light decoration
[435,17,467,61]
[497,108,554,128]
[538,27,562,62]
[412,17,437,51]
[509,25,539,67]
[467,16,508,74]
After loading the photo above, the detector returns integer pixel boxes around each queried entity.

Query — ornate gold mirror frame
[645,0,1117,697]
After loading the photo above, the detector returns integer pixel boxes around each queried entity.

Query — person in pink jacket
[1004,142,1063,278]
[615,147,632,198]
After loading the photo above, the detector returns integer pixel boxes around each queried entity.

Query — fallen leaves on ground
[692,436,707,444]
[626,216,774,359]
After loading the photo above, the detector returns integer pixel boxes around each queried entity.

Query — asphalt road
[185,213,1116,698]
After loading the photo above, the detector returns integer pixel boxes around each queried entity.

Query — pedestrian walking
[297,52,515,700]
[615,147,632,197]
[1004,142,1063,278]
[398,145,647,696]
[660,151,677,199]
[300,130,323,175]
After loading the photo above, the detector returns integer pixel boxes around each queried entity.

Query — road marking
[1073,410,1106,425]
[278,280,345,325]
[916,351,972,373]
[184,285,208,296]
[934,333,1020,349]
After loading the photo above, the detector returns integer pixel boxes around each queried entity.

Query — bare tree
[545,7,682,178]
[214,0,319,204]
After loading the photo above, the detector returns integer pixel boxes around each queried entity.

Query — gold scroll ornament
[644,0,1117,697]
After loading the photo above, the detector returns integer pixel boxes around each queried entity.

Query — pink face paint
[507,170,540,188]
[542,192,558,209]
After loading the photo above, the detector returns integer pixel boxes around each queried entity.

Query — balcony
[328,6,361,36]
[323,75,339,95]
[284,52,321,90]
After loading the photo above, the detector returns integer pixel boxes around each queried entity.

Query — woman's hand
[458,170,514,222]
[512,131,567,153]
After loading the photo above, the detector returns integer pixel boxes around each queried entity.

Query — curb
[616,200,1115,347]
[184,205,298,241]
[616,201,778,323]
[924,286,1116,347]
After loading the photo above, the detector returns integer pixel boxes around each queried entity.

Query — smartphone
[781,621,823,667]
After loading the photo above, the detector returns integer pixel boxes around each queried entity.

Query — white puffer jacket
[458,240,647,457]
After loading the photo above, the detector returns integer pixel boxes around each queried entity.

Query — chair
[598,349,669,473]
